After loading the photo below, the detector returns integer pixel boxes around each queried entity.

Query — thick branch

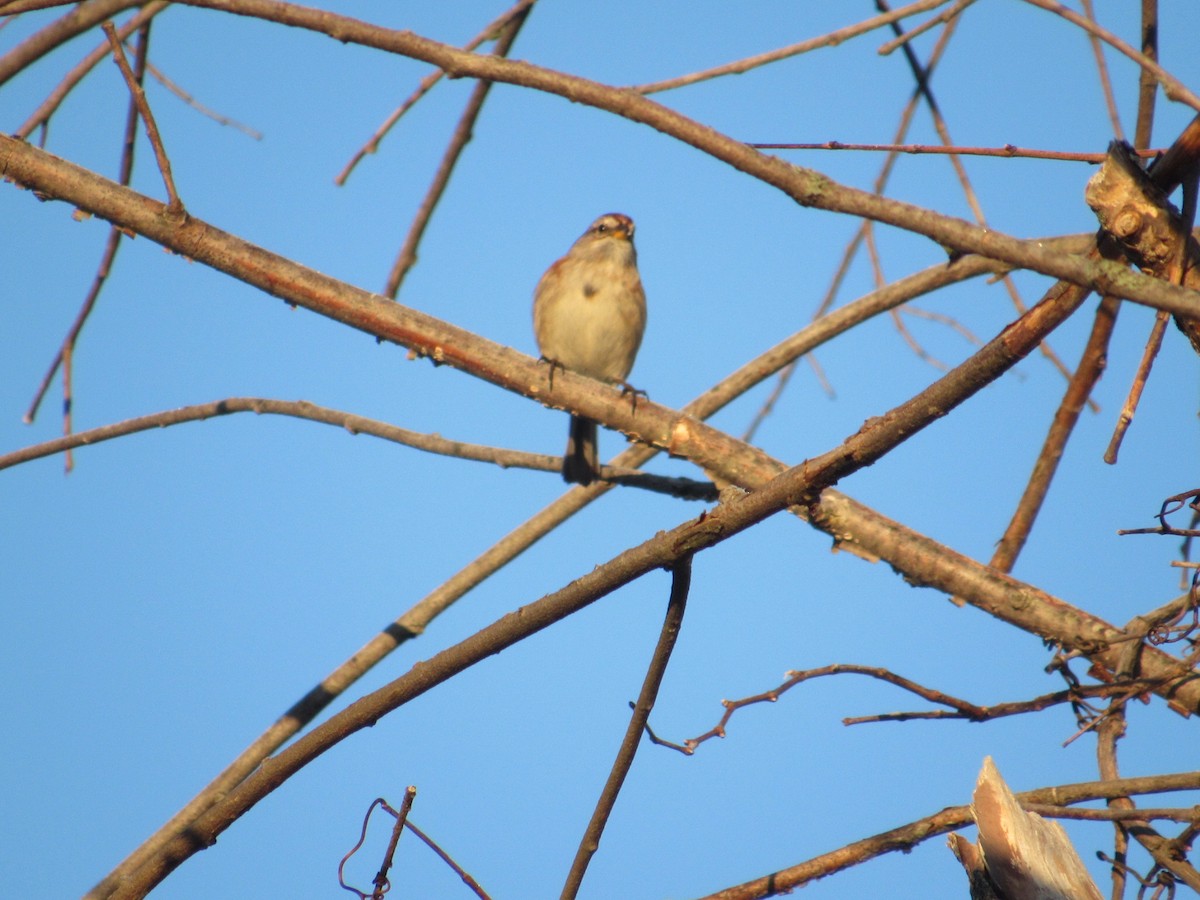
[4,137,1199,719]
[82,0,1200,318]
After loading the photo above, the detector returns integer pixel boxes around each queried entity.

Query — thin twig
[890,308,948,370]
[61,341,74,472]
[1027,805,1200,824]
[382,2,533,298]
[372,787,416,900]
[336,0,532,187]
[990,296,1119,573]
[14,2,167,140]
[1103,122,1200,465]
[743,15,960,439]
[1133,0,1158,151]
[747,141,1160,162]
[875,0,975,55]
[24,20,153,429]
[1018,0,1200,113]
[882,0,1090,408]
[1104,307,1168,465]
[1,0,97,12]
[694,773,1200,899]
[1101,612,1200,893]
[101,21,182,213]
[404,821,492,900]
[0,0,143,87]
[1078,0,1125,142]
[2,396,717,500]
[1096,615,1137,898]
[631,0,954,94]
[560,556,691,900]
[335,0,536,186]
[143,60,262,139]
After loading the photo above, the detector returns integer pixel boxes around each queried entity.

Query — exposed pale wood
[949,758,1103,900]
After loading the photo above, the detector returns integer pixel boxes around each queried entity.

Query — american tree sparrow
[533,213,647,485]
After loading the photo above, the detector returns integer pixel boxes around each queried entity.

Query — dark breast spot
[582,283,598,299]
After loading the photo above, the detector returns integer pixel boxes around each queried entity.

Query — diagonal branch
[335,0,536,186]
[82,247,1028,900]
[382,1,532,297]
[41,0,1200,318]
[15,2,168,141]
[560,556,691,899]
[23,17,155,440]
[5,135,1200,712]
[630,0,955,94]
[101,21,182,212]
[91,260,1200,894]
[1019,0,1200,112]
[0,0,143,85]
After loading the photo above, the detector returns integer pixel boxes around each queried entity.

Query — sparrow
[533,213,647,486]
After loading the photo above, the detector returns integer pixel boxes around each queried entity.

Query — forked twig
[645,663,1155,755]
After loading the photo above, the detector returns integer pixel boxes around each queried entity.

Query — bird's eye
[596,223,608,234]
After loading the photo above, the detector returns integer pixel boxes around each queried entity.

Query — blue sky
[3,2,1200,898]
